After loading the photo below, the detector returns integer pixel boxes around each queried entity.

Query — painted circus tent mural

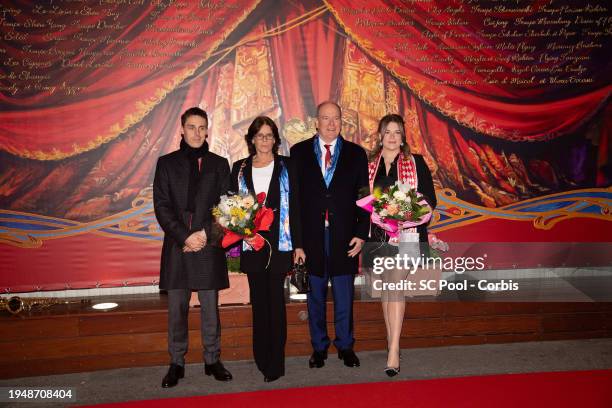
[0,0,610,291]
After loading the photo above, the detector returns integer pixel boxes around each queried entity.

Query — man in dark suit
[290,101,369,368]
[153,107,233,387]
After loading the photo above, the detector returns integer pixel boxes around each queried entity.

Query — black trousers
[245,251,289,378]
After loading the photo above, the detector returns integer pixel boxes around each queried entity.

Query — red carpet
[85,370,612,408]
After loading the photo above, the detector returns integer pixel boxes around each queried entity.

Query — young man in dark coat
[290,101,370,369]
[153,107,232,387]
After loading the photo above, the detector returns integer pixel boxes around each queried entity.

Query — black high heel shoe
[385,366,400,377]
[385,348,401,377]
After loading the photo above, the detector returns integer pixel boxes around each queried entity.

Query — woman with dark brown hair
[230,116,305,382]
[367,114,436,377]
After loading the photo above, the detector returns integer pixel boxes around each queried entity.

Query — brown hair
[368,114,410,161]
[181,107,208,126]
[245,116,281,156]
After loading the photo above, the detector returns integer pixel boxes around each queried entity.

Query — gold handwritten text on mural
[0,1,241,97]
[337,1,609,88]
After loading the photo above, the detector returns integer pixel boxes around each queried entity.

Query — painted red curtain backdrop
[1,0,610,292]
[267,1,345,121]
[0,0,260,160]
[598,104,612,186]
[324,0,612,141]
[0,67,221,221]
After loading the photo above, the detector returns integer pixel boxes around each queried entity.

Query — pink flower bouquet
[357,181,432,241]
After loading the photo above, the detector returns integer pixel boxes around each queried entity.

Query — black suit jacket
[413,154,437,242]
[153,149,230,290]
[230,155,303,274]
[290,136,369,277]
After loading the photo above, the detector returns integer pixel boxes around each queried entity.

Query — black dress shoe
[204,361,233,381]
[161,364,184,388]
[308,350,328,368]
[338,349,360,367]
[264,375,281,382]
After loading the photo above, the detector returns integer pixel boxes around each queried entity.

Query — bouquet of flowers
[213,192,273,250]
[357,182,433,241]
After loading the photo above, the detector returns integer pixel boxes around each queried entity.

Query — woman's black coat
[230,155,303,273]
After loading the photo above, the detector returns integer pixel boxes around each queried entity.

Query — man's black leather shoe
[338,349,360,367]
[308,350,327,368]
[161,364,184,388]
[204,361,233,381]
[264,375,281,383]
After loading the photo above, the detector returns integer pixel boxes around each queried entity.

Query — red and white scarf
[368,153,418,192]
[368,153,419,236]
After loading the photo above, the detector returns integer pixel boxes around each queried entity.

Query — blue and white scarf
[313,135,343,187]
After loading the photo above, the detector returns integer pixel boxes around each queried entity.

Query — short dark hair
[181,107,208,126]
[245,116,281,156]
[316,101,342,117]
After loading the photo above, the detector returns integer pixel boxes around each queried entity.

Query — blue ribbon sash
[278,160,292,251]
[237,163,253,251]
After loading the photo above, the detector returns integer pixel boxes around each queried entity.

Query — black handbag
[289,260,310,294]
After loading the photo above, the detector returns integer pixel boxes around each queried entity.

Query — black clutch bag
[289,260,310,294]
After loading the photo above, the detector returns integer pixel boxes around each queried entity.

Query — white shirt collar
[318,136,338,153]
[317,136,339,173]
